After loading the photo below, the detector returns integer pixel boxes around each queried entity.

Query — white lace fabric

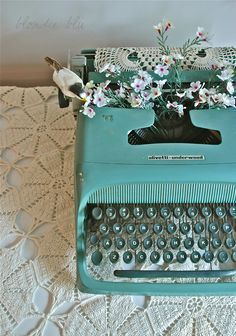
[0,86,235,336]
[95,47,236,71]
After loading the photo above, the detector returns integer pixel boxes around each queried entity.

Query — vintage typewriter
[72,47,236,295]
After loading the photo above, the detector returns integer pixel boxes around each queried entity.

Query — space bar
[114,269,236,278]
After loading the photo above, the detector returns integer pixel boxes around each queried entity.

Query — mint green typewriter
[73,48,236,296]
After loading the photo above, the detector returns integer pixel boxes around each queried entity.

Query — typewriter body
[73,48,236,295]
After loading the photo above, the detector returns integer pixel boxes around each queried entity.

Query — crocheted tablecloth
[0,86,235,336]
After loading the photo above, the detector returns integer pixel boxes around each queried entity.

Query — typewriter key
[208,222,219,234]
[160,207,171,219]
[198,237,208,249]
[106,207,116,219]
[170,237,180,249]
[215,206,226,218]
[91,251,103,265]
[139,223,148,234]
[129,237,139,250]
[163,251,173,263]
[225,237,235,249]
[229,206,236,218]
[222,222,232,234]
[180,223,191,235]
[187,206,198,218]
[147,207,157,219]
[143,236,153,249]
[123,251,133,263]
[115,237,125,249]
[119,207,129,219]
[157,237,167,249]
[126,224,135,234]
[177,251,187,263]
[102,238,112,250]
[133,207,143,219]
[92,207,103,220]
[99,223,109,235]
[190,251,201,263]
[113,223,122,234]
[150,251,160,263]
[167,223,177,234]
[203,250,214,263]
[232,251,236,262]
[174,206,184,218]
[153,223,163,234]
[184,237,194,249]
[109,251,119,263]
[201,206,212,218]
[194,222,204,234]
[136,251,146,263]
[211,237,222,249]
[217,250,228,263]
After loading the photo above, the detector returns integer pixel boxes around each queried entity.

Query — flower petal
[13,316,42,336]
[42,320,61,336]
[51,301,76,316]
[32,286,53,314]
[0,233,22,248]
[31,222,54,237]
[15,157,34,167]
[15,209,34,233]
[1,148,18,164]
[20,238,38,260]
[6,167,22,187]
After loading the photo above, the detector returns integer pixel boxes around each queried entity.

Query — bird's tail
[44,56,63,71]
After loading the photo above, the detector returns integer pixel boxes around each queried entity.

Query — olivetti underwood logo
[148,155,205,161]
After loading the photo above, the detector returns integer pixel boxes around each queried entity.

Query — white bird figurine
[45,56,85,108]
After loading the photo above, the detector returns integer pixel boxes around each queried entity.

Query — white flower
[138,70,153,85]
[131,78,146,92]
[93,90,107,107]
[199,88,211,103]
[154,64,169,77]
[82,107,96,118]
[155,79,167,88]
[176,91,186,98]
[85,80,95,89]
[196,27,208,40]
[227,81,234,94]
[172,54,184,60]
[162,55,173,66]
[153,23,162,33]
[128,93,142,107]
[99,63,120,77]
[116,86,126,98]
[176,104,184,116]
[150,87,162,99]
[141,91,151,101]
[222,94,236,107]
[190,81,201,92]
[217,68,234,81]
[211,93,224,104]
[167,101,178,109]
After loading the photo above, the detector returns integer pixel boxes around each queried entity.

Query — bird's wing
[59,68,84,88]
[58,88,70,108]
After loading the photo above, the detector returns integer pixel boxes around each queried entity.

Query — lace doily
[0,86,236,336]
[95,47,236,71]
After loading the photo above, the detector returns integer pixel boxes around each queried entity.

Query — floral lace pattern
[0,86,235,336]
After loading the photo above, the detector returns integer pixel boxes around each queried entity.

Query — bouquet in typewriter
[79,21,236,144]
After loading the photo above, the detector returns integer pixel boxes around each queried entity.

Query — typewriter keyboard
[86,203,236,279]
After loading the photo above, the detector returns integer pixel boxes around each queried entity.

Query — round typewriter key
[92,207,103,220]
[232,251,236,262]
[190,251,201,263]
[208,222,219,234]
[203,250,214,263]
[123,251,133,263]
[201,206,212,218]
[129,237,139,250]
[225,237,235,249]
[153,223,163,234]
[174,206,184,218]
[90,234,98,245]
[198,237,208,250]
[139,223,148,234]
[222,222,232,234]
[115,237,125,250]
[187,206,198,218]
[133,207,143,219]
[109,251,119,263]
[211,237,222,249]
[99,223,109,235]
[157,237,167,249]
[119,207,129,219]
[217,250,228,263]
[163,251,173,263]
[215,206,226,218]
[106,207,116,219]
[160,207,171,219]
[147,207,157,219]
[136,251,146,263]
[143,236,153,249]
[170,237,180,249]
[113,223,122,234]
[102,238,112,250]
[91,251,103,265]
[150,251,160,263]
[126,224,135,234]
[167,223,177,234]
[180,223,191,235]
[194,222,204,234]
[229,206,236,218]
[177,251,187,263]
[184,237,194,249]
